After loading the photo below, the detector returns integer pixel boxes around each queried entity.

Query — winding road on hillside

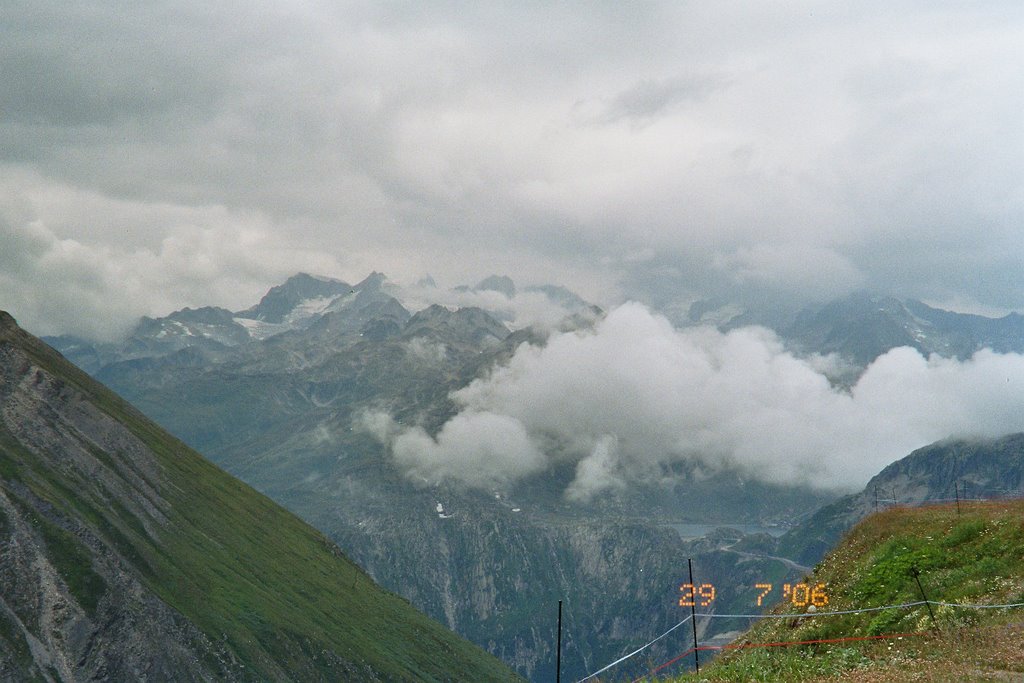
[724,547,812,575]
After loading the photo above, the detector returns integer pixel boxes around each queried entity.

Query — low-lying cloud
[369,302,1024,499]
[394,278,597,333]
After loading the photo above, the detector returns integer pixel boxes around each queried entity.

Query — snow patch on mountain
[233,316,290,341]
[285,295,338,324]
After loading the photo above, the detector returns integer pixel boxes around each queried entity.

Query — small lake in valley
[667,523,789,540]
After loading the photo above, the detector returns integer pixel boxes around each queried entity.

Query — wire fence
[576,598,1024,682]
[575,487,1024,683]
[629,631,928,683]
[573,489,1024,681]
[870,483,1024,513]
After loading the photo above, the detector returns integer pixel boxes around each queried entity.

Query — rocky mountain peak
[354,271,387,291]
[238,273,352,323]
[167,306,238,325]
[409,303,451,321]
[291,272,344,285]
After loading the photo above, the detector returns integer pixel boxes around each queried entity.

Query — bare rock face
[0,486,240,682]
[0,312,16,335]
[0,314,244,682]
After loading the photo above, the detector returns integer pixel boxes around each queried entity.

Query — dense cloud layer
[3,3,1024,334]
[374,304,1024,497]
[394,279,597,333]
[0,175,343,338]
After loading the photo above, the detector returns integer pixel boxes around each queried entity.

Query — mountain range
[35,274,1024,680]
[37,273,820,679]
[783,291,1024,368]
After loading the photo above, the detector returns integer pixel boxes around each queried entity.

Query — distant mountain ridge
[43,271,594,374]
[783,291,1024,366]
[681,291,1024,374]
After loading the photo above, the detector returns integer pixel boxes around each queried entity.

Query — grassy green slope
[0,314,521,682]
[662,500,1024,682]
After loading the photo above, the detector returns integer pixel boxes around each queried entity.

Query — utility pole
[910,566,937,632]
[688,559,699,675]
[556,600,562,683]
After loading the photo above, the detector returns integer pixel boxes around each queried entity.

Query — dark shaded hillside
[321,505,806,682]
[0,311,520,682]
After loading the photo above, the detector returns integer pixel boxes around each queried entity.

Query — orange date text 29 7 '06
[678,582,829,607]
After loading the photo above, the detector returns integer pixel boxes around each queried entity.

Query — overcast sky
[3,1,1023,338]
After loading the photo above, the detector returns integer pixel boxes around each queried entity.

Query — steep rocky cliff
[318,502,803,682]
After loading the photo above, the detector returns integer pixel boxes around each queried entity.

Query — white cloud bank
[0,176,344,339]
[393,279,598,334]
[371,303,1024,499]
